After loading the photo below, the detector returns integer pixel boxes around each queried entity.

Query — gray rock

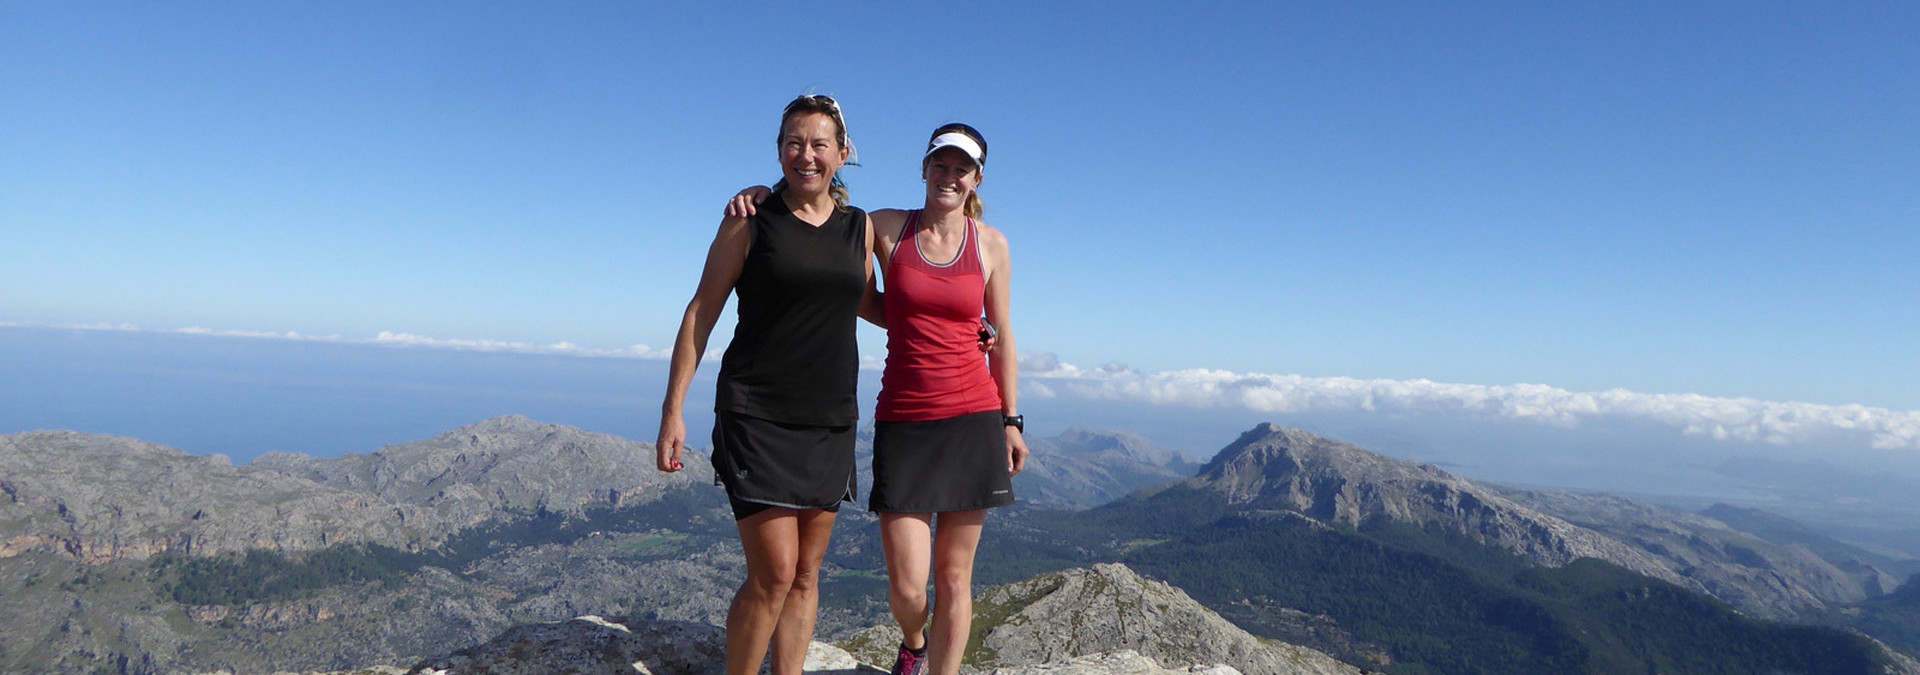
[979,651,1241,675]
[0,417,707,564]
[0,431,429,562]
[406,615,880,675]
[969,564,1359,675]
[1883,645,1920,675]
[843,564,1357,675]
[246,415,706,531]
[194,668,407,675]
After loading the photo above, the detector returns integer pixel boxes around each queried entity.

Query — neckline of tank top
[909,209,973,268]
[769,192,850,229]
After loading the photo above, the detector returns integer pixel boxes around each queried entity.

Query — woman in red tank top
[726,123,1026,675]
[861,123,1027,675]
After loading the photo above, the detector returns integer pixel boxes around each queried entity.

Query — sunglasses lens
[787,95,839,114]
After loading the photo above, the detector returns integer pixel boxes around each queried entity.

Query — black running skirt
[870,410,1015,513]
[710,411,856,520]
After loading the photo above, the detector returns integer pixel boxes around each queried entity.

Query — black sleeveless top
[715,193,867,426]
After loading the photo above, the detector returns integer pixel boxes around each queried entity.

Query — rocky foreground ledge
[224,564,1363,675]
[221,615,1251,675]
[404,614,1238,675]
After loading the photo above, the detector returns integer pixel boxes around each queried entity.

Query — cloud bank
[14,322,1912,452]
[366,331,673,359]
[1020,353,1920,452]
[9,321,675,360]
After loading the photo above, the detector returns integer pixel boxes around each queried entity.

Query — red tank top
[874,211,1003,422]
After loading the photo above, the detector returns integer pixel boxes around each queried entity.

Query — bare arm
[862,209,914,329]
[858,212,886,329]
[724,185,774,219]
[980,223,1028,476]
[656,215,751,472]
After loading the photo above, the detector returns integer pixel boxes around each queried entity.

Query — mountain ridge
[1186,422,1901,620]
[5,417,1916,674]
[0,417,709,565]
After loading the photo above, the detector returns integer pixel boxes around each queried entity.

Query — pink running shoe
[890,639,927,675]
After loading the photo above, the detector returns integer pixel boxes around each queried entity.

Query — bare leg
[926,509,986,675]
[726,508,802,675]
[768,507,839,675]
[879,512,935,650]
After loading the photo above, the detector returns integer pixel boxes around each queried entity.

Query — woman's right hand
[656,416,686,472]
[724,185,775,218]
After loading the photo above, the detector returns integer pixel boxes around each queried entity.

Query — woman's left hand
[1006,427,1029,477]
[725,185,774,218]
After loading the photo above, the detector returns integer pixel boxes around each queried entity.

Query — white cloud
[179,326,345,341]
[20,319,1915,452]
[1020,352,1920,452]
[366,332,677,359]
[17,321,678,361]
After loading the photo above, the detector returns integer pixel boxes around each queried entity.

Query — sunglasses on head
[787,94,841,114]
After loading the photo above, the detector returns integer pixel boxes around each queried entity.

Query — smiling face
[922,146,981,211]
[778,112,848,196]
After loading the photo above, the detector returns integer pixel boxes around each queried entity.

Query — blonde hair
[772,94,854,211]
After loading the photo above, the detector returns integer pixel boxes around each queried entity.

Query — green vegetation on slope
[1821,573,1920,659]
[978,486,1902,675]
[152,486,734,607]
[151,544,420,606]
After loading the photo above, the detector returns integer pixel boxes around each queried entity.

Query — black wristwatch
[1002,414,1025,433]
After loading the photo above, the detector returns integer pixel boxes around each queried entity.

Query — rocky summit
[970,564,1360,675]
[387,562,1348,675]
[844,564,1357,675]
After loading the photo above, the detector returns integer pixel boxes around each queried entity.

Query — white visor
[925,132,985,167]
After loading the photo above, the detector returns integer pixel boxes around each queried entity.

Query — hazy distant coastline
[0,324,695,461]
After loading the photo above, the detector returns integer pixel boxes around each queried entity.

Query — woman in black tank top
[656,94,876,675]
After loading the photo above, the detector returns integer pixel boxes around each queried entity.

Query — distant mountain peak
[1043,426,1191,464]
[3,429,210,463]
[1014,426,1201,510]
[1196,424,1449,510]
[1178,424,1684,585]
[250,416,698,528]
[444,414,552,436]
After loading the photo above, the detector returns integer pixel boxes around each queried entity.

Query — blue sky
[4,2,1917,435]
